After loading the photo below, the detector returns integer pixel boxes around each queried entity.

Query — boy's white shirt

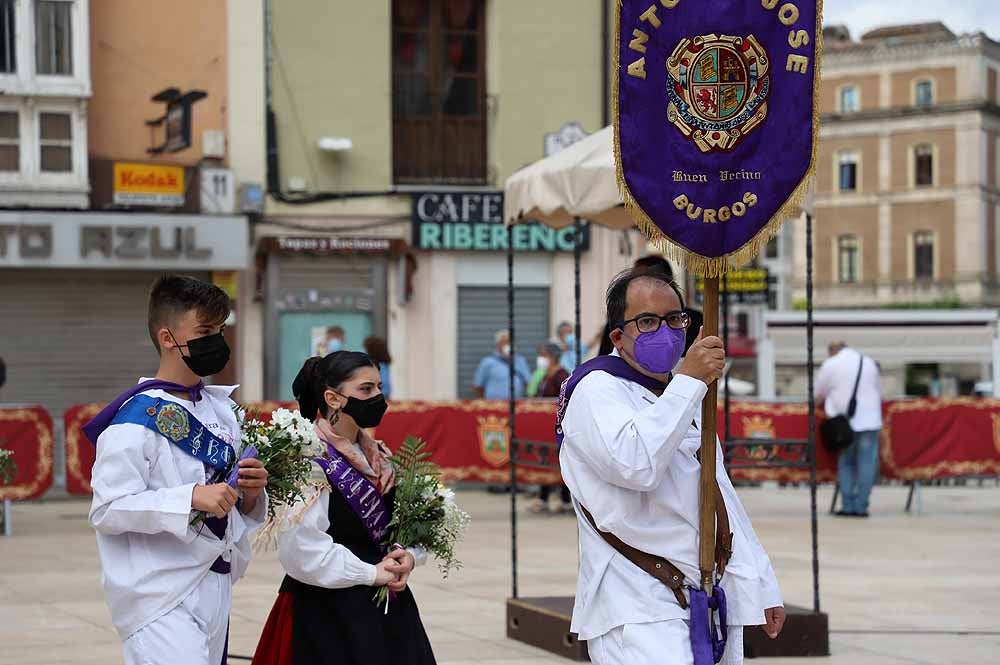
[89,379,268,640]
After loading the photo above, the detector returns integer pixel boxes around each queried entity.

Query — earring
[329,409,340,425]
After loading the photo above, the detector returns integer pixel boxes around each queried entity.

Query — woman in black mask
[252,351,437,665]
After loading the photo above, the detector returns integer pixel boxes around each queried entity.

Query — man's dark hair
[606,268,685,329]
[327,326,345,337]
[633,255,674,279]
[147,275,231,352]
[363,335,392,365]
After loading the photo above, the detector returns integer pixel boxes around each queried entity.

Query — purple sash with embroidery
[313,441,391,552]
[555,354,668,444]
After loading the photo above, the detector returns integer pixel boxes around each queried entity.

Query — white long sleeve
[562,372,707,492]
[277,487,378,589]
[90,424,197,539]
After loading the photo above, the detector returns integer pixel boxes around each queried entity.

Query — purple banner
[314,442,391,552]
[615,0,820,273]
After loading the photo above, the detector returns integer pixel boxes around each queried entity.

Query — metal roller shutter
[456,286,550,399]
[277,256,374,291]
[0,269,210,415]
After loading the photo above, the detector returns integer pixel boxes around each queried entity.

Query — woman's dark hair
[606,268,685,329]
[292,351,378,422]
[363,336,392,364]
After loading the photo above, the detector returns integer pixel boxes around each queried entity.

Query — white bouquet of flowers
[0,448,15,485]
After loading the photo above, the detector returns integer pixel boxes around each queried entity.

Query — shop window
[838,151,858,192]
[0,110,18,171]
[914,230,934,279]
[915,79,934,107]
[0,0,15,74]
[914,143,934,187]
[837,234,859,284]
[839,85,859,113]
[35,0,73,75]
[39,111,71,172]
[392,0,486,184]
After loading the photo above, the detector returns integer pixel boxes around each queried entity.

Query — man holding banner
[558,0,821,662]
[558,269,783,664]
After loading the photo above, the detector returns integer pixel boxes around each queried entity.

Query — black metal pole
[574,218,583,369]
[722,271,731,444]
[507,225,518,599]
[806,213,821,613]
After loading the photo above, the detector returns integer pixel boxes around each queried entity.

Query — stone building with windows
[239,0,657,402]
[792,22,1000,308]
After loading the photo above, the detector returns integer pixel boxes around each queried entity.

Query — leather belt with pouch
[578,485,733,611]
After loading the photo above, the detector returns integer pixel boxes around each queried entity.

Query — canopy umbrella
[503,126,632,229]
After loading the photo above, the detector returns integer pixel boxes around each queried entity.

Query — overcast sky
[824,0,1000,40]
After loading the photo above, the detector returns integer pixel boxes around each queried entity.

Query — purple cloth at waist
[83,379,205,445]
[203,514,230,575]
[690,585,728,665]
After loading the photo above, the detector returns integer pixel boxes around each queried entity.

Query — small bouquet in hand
[236,408,324,520]
[0,448,15,485]
[374,436,470,609]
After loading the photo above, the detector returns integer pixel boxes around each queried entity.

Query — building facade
[0,0,251,486]
[238,0,653,402]
[794,22,1000,309]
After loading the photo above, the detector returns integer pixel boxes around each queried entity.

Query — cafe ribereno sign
[412,192,589,253]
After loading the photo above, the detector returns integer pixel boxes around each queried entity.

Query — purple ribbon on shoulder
[83,379,205,445]
[555,354,667,444]
[313,441,391,553]
[689,585,728,665]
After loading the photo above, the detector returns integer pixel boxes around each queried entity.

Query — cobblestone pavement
[1,484,998,664]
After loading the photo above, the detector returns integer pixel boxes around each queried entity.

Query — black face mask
[337,392,389,428]
[170,331,231,377]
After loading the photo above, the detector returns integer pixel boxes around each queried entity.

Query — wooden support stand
[743,604,830,658]
[506,597,589,661]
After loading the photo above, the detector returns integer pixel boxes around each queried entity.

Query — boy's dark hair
[293,351,378,422]
[147,275,231,352]
[606,268,685,330]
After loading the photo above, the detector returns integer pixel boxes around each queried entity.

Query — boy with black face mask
[84,274,269,665]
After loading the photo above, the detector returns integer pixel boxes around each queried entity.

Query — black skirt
[254,486,436,665]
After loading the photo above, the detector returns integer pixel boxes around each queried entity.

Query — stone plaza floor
[0,484,998,664]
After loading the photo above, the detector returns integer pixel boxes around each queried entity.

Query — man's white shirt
[559,355,781,641]
[815,347,882,432]
[89,380,267,639]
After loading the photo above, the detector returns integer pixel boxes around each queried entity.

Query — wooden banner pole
[698,275,720,591]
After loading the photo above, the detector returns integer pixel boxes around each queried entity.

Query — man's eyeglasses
[619,310,691,334]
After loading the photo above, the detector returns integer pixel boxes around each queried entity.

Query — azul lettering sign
[0,213,248,270]
[113,162,186,207]
[412,192,589,253]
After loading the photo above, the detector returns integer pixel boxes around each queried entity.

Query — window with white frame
[914,143,934,187]
[839,85,859,113]
[0,110,18,171]
[39,111,71,172]
[838,151,859,192]
[0,0,14,74]
[35,0,73,75]
[915,79,934,107]
[913,230,934,279]
[837,234,859,283]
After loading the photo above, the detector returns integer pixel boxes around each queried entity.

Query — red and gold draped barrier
[0,406,54,500]
[881,397,1000,480]
[60,397,1000,495]
[64,404,102,495]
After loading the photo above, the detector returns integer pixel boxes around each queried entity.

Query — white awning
[503,126,634,229]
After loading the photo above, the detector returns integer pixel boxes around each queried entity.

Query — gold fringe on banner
[612,0,824,278]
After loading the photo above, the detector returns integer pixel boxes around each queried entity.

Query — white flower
[271,408,295,429]
[436,485,457,507]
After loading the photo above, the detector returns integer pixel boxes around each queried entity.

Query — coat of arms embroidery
[666,33,771,153]
[155,403,191,442]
